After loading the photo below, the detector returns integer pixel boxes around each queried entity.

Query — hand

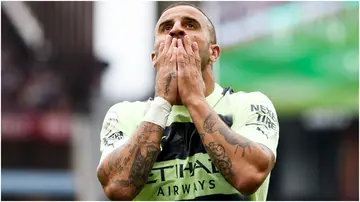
[177,35,206,106]
[153,35,178,105]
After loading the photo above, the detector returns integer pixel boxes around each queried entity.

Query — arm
[187,98,276,195]
[97,121,163,200]
[175,36,278,195]
[97,36,179,200]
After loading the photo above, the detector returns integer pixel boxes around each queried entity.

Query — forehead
[157,5,208,26]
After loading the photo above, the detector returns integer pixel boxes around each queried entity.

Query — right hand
[153,35,178,105]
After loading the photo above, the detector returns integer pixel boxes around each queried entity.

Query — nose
[169,21,185,38]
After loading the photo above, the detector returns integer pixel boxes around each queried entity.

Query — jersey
[98,83,280,201]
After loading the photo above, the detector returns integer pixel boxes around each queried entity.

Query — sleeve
[98,103,137,164]
[231,92,280,158]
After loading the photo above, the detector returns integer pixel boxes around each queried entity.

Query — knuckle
[178,59,185,64]
[169,56,176,63]
[165,53,171,59]
[195,56,201,63]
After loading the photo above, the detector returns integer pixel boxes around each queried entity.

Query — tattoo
[220,126,252,157]
[203,113,218,133]
[203,141,235,178]
[99,122,163,193]
[203,113,253,157]
[107,149,124,175]
[114,145,159,191]
[164,71,176,96]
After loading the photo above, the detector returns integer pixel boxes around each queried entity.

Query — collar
[171,83,224,113]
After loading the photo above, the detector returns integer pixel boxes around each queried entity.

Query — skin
[151,5,220,105]
[97,5,276,200]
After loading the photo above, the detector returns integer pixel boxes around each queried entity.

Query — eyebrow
[182,16,201,26]
[158,19,174,31]
[157,16,202,32]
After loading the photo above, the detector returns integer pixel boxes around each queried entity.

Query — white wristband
[144,97,172,129]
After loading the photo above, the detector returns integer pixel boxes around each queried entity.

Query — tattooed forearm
[203,113,253,157]
[203,140,235,178]
[188,101,276,194]
[97,122,163,199]
[113,144,160,191]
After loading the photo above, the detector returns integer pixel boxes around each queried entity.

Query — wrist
[185,97,208,112]
[143,97,172,129]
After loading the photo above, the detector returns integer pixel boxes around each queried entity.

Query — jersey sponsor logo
[144,156,233,198]
[156,179,216,197]
[247,104,278,133]
[147,158,219,184]
[103,131,123,147]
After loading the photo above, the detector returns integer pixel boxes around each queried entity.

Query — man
[97,2,279,201]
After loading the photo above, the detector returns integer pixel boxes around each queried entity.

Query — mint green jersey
[99,83,279,201]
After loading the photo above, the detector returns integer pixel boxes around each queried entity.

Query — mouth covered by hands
[153,35,206,106]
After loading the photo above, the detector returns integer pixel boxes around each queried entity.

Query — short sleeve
[231,92,280,158]
[99,103,137,164]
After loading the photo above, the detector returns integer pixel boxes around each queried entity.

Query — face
[152,5,219,70]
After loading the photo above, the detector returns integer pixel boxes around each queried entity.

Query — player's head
[152,2,220,70]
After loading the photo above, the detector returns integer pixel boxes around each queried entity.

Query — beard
[200,51,210,71]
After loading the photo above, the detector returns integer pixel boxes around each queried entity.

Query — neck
[203,64,215,97]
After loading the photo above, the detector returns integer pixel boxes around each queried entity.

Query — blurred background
[1,1,358,201]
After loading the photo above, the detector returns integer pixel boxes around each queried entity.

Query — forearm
[97,121,163,200]
[187,99,275,195]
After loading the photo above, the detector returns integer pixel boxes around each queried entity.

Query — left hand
[177,35,206,106]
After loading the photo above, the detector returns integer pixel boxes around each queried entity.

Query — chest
[157,114,233,162]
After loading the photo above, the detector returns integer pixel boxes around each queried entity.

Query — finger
[170,46,177,68]
[162,35,172,54]
[184,35,194,54]
[192,42,200,58]
[165,38,177,59]
[192,42,201,70]
[177,39,187,70]
[159,43,164,53]
[171,37,177,48]
[153,43,164,67]
[177,38,184,50]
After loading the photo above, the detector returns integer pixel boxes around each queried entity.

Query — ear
[209,44,220,63]
[151,51,156,67]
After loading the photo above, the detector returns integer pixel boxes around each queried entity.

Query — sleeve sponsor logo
[245,104,278,134]
[103,131,124,147]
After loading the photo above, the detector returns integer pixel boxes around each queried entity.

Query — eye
[163,25,172,31]
[185,23,195,29]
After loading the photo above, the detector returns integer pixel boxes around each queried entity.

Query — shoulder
[101,100,149,130]
[106,100,150,116]
[100,100,150,139]
[226,90,278,122]
[229,91,273,104]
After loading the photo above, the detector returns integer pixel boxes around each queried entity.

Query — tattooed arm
[187,98,277,196]
[97,122,163,200]
[97,34,179,200]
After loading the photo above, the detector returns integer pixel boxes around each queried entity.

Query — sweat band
[143,97,172,129]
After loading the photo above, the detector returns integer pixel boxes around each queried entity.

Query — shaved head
[161,2,217,44]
